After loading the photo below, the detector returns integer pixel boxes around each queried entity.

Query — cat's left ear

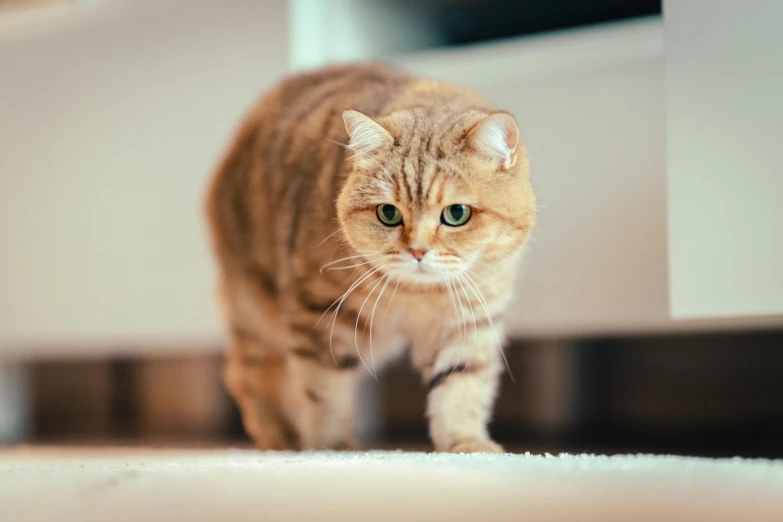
[466,112,520,171]
[342,109,394,160]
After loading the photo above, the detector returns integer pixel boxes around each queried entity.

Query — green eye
[441,204,472,227]
[377,204,403,226]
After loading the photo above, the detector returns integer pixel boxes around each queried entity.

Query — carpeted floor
[1,447,782,521]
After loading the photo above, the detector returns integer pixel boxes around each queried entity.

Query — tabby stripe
[275,76,348,174]
[391,172,403,202]
[342,204,377,218]
[247,263,277,297]
[298,287,373,324]
[440,312,504,346]
[332,308,371,335]
[429,364,476,390]
[272,72,365,250]
[478,208,530,231]
[318,112,343,225]
[298,293,333,315]
[334,355,360,370]
[210,124,256,258]
[291,346,320,361]
[291,301,371,334]
[288,106,341,254]
[401,145,415,202]
[306,388,321,403]
[231,324,278,354]
[291,347,359,371]
[238,353,267,366]
[415,166,425,202]
[231,324,260,343]
[422,133,434,155]
[443,113,470,137]
[290,324,323,346]
[231,140,254,255]
[288,326,362,371]
[416,140,425,202]
[422,169,437,203]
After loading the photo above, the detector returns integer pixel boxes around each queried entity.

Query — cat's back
[260,62,412,118]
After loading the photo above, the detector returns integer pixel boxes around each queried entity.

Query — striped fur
[205,63,536,452]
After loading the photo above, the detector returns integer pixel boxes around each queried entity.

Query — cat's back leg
[219,274,307,450]
[205,105,306,450]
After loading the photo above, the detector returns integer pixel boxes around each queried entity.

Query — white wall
[0,0,287,357]
[665,0,783,319]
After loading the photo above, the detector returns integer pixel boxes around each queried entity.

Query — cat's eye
[377,204,403,226]
[441,204,472,227]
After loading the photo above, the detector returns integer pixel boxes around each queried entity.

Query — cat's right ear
[466,111,520,171]
[342,109,394,161]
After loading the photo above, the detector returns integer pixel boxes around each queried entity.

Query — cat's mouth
[395,261,465,285]
[369,252,466,285]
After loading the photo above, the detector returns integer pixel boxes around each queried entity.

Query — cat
[205,63,536,453]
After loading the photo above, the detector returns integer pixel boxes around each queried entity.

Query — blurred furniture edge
[1,2,782,363]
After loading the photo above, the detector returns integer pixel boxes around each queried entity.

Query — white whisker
[353,270,389,380]
[450,275,468,343]
[325,137,349,148]
[466,267,527,317]
[320,253,380,273]
[317,229,342,249]
[381,276,401,327]
[367,271,394,377]
[462,272,515,384]
[439,272,462,342]
[314,264,377,327]
[456,274,478,373]
[324,260,376,272]
[325,264,386,366]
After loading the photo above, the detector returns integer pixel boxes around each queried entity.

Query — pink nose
[409,248,427,261]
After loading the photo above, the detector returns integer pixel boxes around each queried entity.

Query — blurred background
[1,0,782,456]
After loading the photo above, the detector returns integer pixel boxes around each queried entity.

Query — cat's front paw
[447,439,504,454]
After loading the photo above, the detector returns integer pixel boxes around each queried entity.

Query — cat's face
[337,108,536,286]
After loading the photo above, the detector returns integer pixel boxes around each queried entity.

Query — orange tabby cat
[205,63,535,452]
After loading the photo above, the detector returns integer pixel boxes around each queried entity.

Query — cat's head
[336,106,536,286]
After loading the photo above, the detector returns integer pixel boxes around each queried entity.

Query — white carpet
[1,448,782,522]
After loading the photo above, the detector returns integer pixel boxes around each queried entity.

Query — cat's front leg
[416,328,505,454]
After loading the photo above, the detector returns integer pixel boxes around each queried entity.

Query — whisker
[466,268,527,317]
[320,253,380,273]
[320,262,384,358]
[324,260,376,272]
[439,272,462,342]
[445,274,471,379]
[327,263,387,368]
[462,273,515,384]
[474,257,514,272]
[450,275,468,343]
[325,137,349,148]
[456,274,478,373]
[367,271,394,377]
[317,229,342,249]
[353,271,389,380]
[314,264,376,327]
[381,276,401,327]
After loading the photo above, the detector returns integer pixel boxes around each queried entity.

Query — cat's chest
[384,291,455,338]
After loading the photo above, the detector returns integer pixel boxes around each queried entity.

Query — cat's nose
[408,248,428,261]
